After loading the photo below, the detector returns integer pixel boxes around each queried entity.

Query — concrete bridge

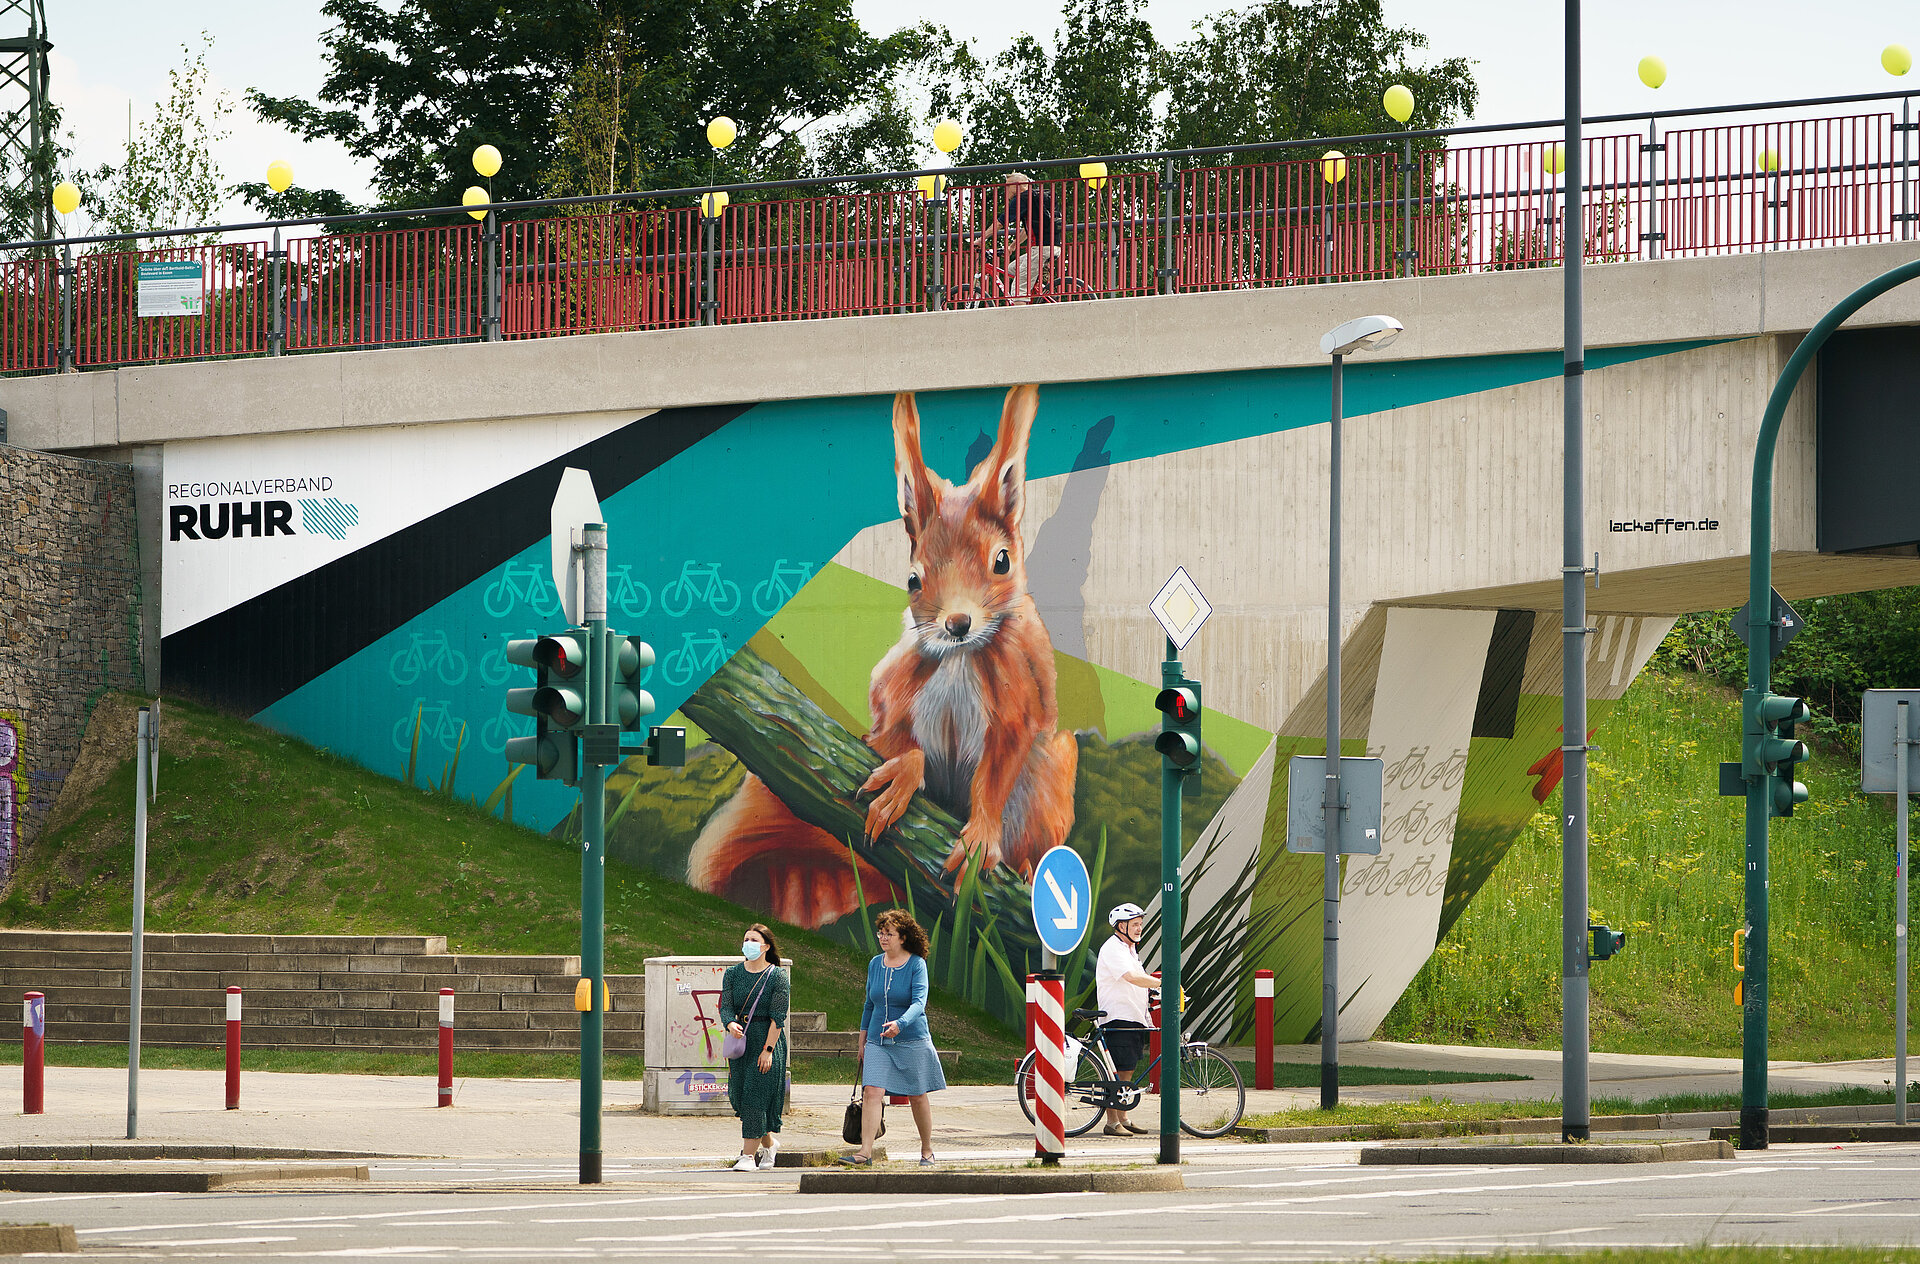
[7,238,1919,1042]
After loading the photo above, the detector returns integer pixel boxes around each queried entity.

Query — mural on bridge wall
[0,713,22,882]
[156,344,1691,1036]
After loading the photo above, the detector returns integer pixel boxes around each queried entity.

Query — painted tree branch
[681,645,1036,951]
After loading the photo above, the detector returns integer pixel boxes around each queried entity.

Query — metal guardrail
[0,89,1913,374]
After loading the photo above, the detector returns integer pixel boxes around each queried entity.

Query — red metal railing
[4,102,1913,375]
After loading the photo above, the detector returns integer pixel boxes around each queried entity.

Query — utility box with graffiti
[641,955,762,1115]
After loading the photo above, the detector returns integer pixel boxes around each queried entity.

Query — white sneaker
[757,1138,778,1170]
[730,1154,757,1172]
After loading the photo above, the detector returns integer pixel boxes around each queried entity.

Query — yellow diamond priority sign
[1150,566,1211,650]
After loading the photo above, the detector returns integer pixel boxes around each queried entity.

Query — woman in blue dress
[839,908,946,1166]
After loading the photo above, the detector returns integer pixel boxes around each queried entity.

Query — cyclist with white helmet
[1095,901,1159,1136]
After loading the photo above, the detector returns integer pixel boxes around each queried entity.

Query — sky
[40,0,1919,225]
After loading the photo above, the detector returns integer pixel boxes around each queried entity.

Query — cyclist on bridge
[1095,901,1158,1137]
[978,172,1062,306]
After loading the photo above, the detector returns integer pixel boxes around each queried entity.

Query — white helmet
[1108,902,1146,927]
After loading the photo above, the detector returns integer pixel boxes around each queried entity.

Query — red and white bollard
[1031,970,1066,1162]
[437,988,454,1107]
[1253,969,1275,1091]
[225,986,242,1110]
[1022,973,1038,1099]
[22,991,44,1115]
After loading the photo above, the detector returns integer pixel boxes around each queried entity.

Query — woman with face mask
[720,923,789,1170]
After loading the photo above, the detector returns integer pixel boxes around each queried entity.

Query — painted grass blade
[846,837,879,958]
[482,764,525,816]
[405,706,422,789]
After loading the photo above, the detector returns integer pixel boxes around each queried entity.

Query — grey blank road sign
[1862,688,1920,794]
[1285,755,1384,855]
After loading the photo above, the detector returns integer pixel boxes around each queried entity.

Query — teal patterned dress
[719,962,789,1138]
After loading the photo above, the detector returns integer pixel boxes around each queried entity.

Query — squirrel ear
[980,384,1037,527]
[893,392,939,539]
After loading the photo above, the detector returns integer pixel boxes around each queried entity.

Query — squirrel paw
[943,816,1005,882]
[859,750,925,840]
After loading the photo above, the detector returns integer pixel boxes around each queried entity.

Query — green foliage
[1376,669,1917,1061]
[1652,587,1920,752]
[83,35,232,244]
[245,0,933,215]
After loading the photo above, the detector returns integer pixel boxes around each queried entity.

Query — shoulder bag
[720,967,775,1060]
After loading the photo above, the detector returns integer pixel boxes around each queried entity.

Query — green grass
[0,695,1024,1074]
[1241,1085,1908,1131]
[1378,668,1919,1061]
[1235,1062,1527,1088]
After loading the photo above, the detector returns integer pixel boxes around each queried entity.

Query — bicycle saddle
[1072,1007,1106,1021]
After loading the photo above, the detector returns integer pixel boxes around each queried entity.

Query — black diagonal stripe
[1470,608,1535,740]
[161,403,749,716]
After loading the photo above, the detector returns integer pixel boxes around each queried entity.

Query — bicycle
[661,629,730,686]
[392,699,468,754]
[751,558,816,615]
[952,245,1098,308]
[483,560,561,619]
[388,630,470,687]
[1012,1004,1244,1139]
[660,560,742,618]
[609,565,652,619]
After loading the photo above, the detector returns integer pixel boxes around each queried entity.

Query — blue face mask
[742,941,763,961]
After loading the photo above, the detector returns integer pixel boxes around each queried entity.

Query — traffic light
[1590,923,1626,961]
[608,634,655,731]
[531,632,591,729]
[1759,693,1811,817]
[1155,681,1203,771]
[503,636,581,785]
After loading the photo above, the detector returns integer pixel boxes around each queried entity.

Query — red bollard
[22,991,44,1115]
[1254,969,1275,1091]
[1031,970,1066,1161]
[225,986,242,1109]
[1147,975,1163,1093]
[437,988,454,1107]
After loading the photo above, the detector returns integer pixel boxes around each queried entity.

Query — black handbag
[841,1087,885,1145]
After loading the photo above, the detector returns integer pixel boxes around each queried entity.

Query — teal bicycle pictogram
[660,561,741,618]
[661,629,730,685]
[609,565,652,619]
[478,629,541,687]
[483,560,561,619]
[393,699,469,753]
[752,559,816,615]
[480,702,531,754]
[388,630,470,686]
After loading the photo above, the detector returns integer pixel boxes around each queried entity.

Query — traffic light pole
[1739,256,1920,1150]
[1159,637,1183,1166]
[580,522,608,1185]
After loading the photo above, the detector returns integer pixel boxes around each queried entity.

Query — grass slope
[0,695,1023,1078]
[1378,669,1918,1061]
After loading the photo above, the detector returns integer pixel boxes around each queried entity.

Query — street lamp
[1316,313,1403,1111]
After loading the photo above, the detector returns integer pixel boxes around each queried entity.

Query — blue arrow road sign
[1031,845,1093,957]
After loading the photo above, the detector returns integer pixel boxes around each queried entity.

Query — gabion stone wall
[0,443,143,880]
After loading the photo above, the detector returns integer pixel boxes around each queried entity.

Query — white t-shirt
[1095,934,1151,1026]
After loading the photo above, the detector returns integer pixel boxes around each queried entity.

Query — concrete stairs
[0,930,844,1056]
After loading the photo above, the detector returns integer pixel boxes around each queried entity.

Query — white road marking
[77,1192,757,1235]
[126,1235,301,1246]
[0,1190,173,1207]
[1791,1200,1894,1215]
[542,1193,1101,1226]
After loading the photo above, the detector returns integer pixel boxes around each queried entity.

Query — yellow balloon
[1382,84,1414,124]
[706,117,737,150]
[51,180,79,215]
[1543,141,1566,175]
[1758,147,1780,173]
[1079,160,1108,190]
[266,160,294,193]
[463,185,491,220]
[932,118,963,154]
[1638,56,1667,89]
[472,144,502,177]
[701,190,730,219]
[1886,44,1914,77]
[1321,150,1347,184]
[915,173,948,199]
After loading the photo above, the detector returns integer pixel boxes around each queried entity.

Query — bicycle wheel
[1037,275,1098,302]
[482,579,514,618]
[751,578,785,616]
[660,579,695,619]
[709,578,742,616]
[1013,1047,1108,1138]
[1173,1045,1245,1138]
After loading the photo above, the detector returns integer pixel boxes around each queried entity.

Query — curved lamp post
[1316,312,1403,1110]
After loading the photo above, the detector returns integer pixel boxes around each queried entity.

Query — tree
[84,36,232,244]
[1160,0,1476,156]
[245,0,931,217]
